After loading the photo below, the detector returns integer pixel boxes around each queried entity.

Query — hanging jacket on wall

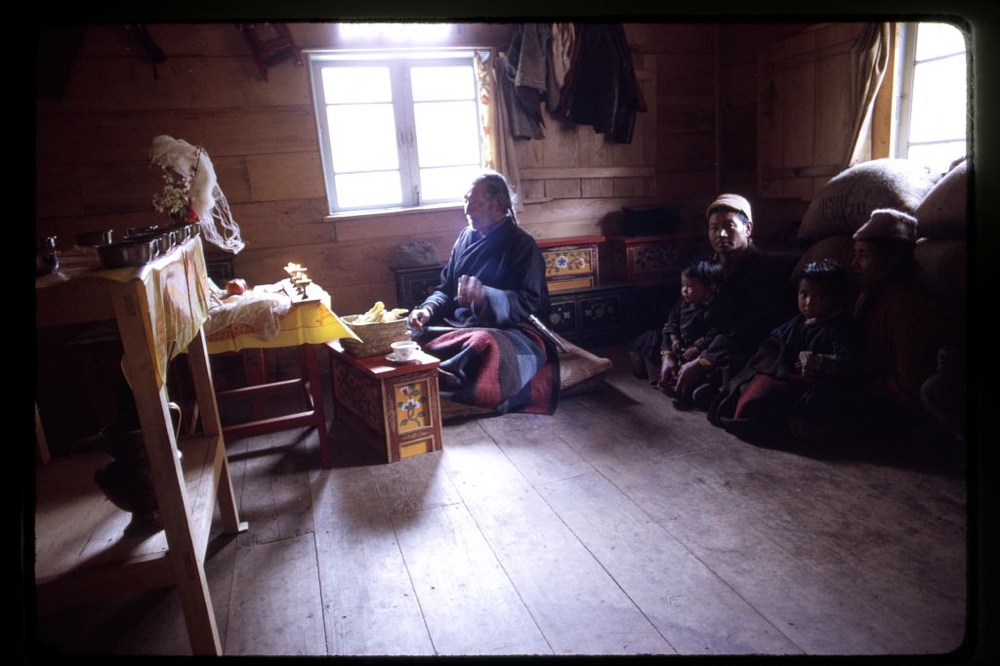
[504,23,551,140]
[553,23,647,143]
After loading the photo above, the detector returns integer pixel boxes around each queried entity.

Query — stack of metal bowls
[96,237,158,268]
[75,229,115,247]
[95,224,195,269]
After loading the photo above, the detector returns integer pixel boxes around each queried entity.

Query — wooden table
[34,237,247,656]
[204,282,358,469]
[326,340,444,463]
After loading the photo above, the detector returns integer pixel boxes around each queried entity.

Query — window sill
[328,202,467,243]
[325,201,465,223]
[325,198,554,243]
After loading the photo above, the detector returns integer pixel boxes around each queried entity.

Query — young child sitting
[707,259,858,446]
[655,260,726,400]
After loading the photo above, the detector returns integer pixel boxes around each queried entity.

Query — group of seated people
[631,193,957,449]
[408,171,961,450]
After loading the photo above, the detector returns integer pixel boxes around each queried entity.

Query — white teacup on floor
[390,340,421,361]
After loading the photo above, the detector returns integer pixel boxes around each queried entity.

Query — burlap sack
[914,239,967,298]
[791,235,855,281]
[798,159,939,242]
[390,239,441,269]
[915,159,968,240]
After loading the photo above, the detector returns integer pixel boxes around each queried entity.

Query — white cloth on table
[204,281,292,340]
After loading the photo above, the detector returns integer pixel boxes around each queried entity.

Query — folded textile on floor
[421,325,559,416]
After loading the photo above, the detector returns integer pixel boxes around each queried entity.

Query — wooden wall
[716,22,816,248]
[36,22,828,316]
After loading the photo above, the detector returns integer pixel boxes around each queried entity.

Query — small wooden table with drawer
[326,340,444,463]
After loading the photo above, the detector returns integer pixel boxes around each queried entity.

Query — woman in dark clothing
[407,171,558,415]
[850,208,942,434]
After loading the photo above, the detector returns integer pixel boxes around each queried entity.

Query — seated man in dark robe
[672,194,799,409]
[407,171,559,415]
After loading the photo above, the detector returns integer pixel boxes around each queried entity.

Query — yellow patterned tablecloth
[204,282,360,354]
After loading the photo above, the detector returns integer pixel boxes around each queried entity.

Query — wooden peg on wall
[126,24,167,80]
[236,23,303,81]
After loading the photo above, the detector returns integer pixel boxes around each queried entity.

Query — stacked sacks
[913,158,968,345]
[791,158,940,280]
[913,158,969,443]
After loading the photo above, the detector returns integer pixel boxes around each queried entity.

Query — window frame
[306,48,487,216]
[892,21,969,174]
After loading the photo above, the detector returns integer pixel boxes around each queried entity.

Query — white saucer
[385,353,418,364]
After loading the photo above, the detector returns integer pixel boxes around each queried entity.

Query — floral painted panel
[393,379,430,433]
[545,298,576,333]
[543,247,596,278]
[628,244,690,274]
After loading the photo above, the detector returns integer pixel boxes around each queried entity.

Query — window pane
[413,101,481,167]
[915,23,967,61]
[321,66,392,104]
[335,171,403,209]
[908,54,967,143]
[420,165,483,201]
[907,142,966,177]
[411,65,475,101]
[309,52,485,212]
[327,104,399,172]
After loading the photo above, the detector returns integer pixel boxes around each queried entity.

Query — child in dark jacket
[707,259,859,446]
[655,260,726,399]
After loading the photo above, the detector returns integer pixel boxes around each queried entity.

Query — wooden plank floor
[29,345,972,657]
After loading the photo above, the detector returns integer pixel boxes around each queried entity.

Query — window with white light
[894,21,969,176]
[308,48,485,214]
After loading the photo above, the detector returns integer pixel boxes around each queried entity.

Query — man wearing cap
[851,208,940,422]
[674,193,797,407]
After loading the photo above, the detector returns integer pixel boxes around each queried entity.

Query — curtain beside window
[848,23,892,165]
[475,49,522,212]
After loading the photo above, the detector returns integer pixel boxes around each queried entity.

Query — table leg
[241,348,268,420]
[300,344,331,468]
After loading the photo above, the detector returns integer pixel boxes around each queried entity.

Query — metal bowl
[127,225,161,236]
[177,224,198,242]
[126,231,171,256]
[97,239,156,268]
[75,229,114,246]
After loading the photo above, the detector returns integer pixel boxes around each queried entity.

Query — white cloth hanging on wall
[150,135,246,254]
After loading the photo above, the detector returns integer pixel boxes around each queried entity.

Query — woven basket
[339,315,410,357]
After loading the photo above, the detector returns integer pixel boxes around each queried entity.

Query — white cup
[391,340,421,361]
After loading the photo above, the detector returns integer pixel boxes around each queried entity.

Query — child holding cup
[708,259,859,446]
